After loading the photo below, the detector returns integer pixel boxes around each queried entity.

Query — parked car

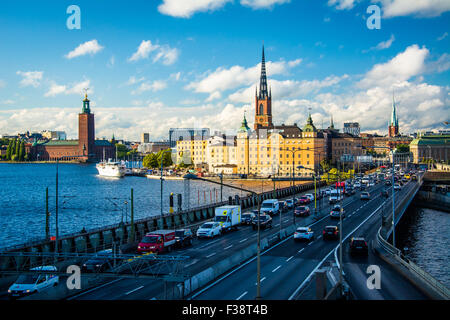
[294,227,314,242]
[241,212,256,225]
[82,249,114,272]
[298,196,311,204]
[8,266,59,299]
[285,199,295,209]
[252,214,272,230]
[349,237,369,256]
[323,226,339,240]
[196,222,222,238]
[330,205,345,219]
[175,229,194,248]
[294,206,310,217]
[360,191,370,200]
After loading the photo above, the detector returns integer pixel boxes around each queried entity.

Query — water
[0,163,237,249]
[396,205,450,288]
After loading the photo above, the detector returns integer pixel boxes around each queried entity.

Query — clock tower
[254,45,273,130]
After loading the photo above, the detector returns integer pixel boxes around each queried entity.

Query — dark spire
[259,45,268,99]
[82,92,91,114]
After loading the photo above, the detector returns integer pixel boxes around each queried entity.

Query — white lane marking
[185,260,197,268]
[275,223,280,227]
[255,277,266,285]
[308,242,313,246]
[67,278,122,300]
[197,238,222,249]
[236,291,248,300]
[286,256,294,262]
[317,235,322,239]
[206,252,217,258]
[224,245,233,250]
[125,285,144,296]
[239,238,248,243]
[272,265,282,272]
[298,248,304,253]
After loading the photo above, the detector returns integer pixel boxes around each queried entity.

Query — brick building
[30,94,115,161]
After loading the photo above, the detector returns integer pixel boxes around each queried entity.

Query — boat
[96,158,126,178]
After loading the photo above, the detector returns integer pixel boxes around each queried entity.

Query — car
[304,193,315,202]
[360,191,370,200]
[381,189,389,198]
[279,200,289,213]
[323,226,339,240]
[260,199,280,216]
[294,227,314,242]
[344,187,355,196]
[175,228,194,247]
[330,205,345,219]
[353,182,361,189]
[385,180,392,186]
[8,266,59,299]
[82,249,115,272]
[196,222,222,238]
[350,237,369,256]
[252,214,272,230]
[294,206,310,217]
[298,196,311,204]
[285,199,295,209]
[394,183,401,191]
[323,188,332,195]
[411,175,417,181]
[241,212,256,225]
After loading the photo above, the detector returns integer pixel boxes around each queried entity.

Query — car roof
[30,265,57,271]
[352,237,365,241]
[325,225,337,229]
[297,227,309,231]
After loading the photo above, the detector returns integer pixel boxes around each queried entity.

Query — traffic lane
[192,191,387,300]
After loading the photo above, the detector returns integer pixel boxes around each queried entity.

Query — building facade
[169,128,210,148]
[30,94,115,161]
[410,132,449,164]
[343,122,360,137]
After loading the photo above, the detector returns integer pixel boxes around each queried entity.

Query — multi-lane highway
[67,179,407,301]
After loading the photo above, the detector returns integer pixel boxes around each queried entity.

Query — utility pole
[45,187,49,240]
[256,194,262,300]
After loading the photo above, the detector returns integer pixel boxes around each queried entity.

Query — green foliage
[18,141,25,161]
[143,153,159,168]
[157,148,173,168]
[11,154,18,161]
[115,143,128,159]
[396,144,410,153]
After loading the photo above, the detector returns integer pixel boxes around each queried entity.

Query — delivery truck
[214,205,241,232]
[137,230,176,254]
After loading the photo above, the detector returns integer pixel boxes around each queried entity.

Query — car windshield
[175,231,185,237]
[325,227,336,231]
[15,274,39,284]
[352,240,366,246]
[258,215,268,221]
[297,229,307,233]
[202,224,213,229]
[262,203,273,208]
[141,236,159,244]
[332,207,340,212]
[297,206,306,210]
[242,214,251,219]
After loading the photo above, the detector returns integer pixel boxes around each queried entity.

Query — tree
[157,149,173,168]
[18,141,25,161]
[143,153,159,168]
[6,140,13,160]
[14,139,19,158]
[396,144,410,153]
[115,143,128,159]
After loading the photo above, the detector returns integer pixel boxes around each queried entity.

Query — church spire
[259,45,268,99]
[330,115,334,129]
[81,90,91,114]
[391,91,398,127]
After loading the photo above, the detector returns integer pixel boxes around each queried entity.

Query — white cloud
[107,56,115,68]
[45,80,92,97]
[327,0,360,10]
[186,59,302,95]
[240,0,290,10]
[375,0,450,18]
[375,34,395,50]
[65,40,104,59]
[131,80,167,94]
[170,72,181,81]
[16,71,43,88]
[437,32,448,41]
[358,44,429,89]
[125,76,145,86]
[158,0,232,18]
[426,53,450,73]
[205,91,222,102]
[128,40,179,65]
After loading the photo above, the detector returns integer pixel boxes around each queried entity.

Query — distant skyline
[0,0,449,140]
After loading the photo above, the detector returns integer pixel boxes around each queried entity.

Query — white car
[8,266,59,299]
[294,227,314,241]
[394,183,401,191]
[196,222,222,238]
[304,194,315,201]
[354,182,361,188]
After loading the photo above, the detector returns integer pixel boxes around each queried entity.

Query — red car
[294,206,310,217]
[298,196,310,204]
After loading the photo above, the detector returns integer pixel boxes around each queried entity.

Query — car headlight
[8,289,11,293]
[26,290,31,293]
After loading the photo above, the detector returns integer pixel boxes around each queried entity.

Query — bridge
[0,173,448,300]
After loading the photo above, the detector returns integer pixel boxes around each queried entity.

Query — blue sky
[0,0,449,140]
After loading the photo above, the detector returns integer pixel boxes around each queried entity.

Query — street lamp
[160,149,173,223]
[183,173,264,300]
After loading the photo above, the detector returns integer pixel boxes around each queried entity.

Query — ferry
[96,159,126,178]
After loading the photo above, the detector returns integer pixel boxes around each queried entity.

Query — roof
[410,138,449,146]
[95,140,113,146]
[41,140,79,146]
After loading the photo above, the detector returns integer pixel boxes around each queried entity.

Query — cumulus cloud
[437,32,448,41]
[16,71,43,87]
[158,0,232,18]
[374,0,450,18]
[128,40,179,65]
[240,0,290,10]
[186,58,302,95]
[65,40,104,59]
[131,80,167,94]
[327,0,360,10]
[45,80,92,97]
[358,44,429,89]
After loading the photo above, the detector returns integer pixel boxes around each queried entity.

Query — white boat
[96,159,126,178]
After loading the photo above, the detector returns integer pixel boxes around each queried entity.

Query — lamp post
[183,173,263,299]
[160,149,172,224]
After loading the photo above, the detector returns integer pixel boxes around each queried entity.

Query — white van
[260,199,280,216]
[8,266,59,299]
[329,189,343,204]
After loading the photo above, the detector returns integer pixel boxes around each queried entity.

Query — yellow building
[206,136,237,172]
[237,114,326,177]
[176,135,208,166]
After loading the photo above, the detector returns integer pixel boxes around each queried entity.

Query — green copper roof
[41,140,79,146]
[303,113,317,132]
[410,138,449,146]
[238,114,251,133]
[95,140,113,146]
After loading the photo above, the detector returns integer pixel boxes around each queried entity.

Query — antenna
[83,87,89,98]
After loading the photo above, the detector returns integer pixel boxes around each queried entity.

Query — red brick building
[30,94,115,162]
